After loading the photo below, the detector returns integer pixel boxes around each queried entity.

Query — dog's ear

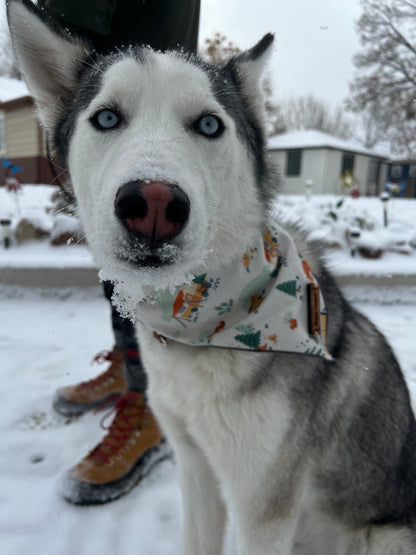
[231,33,274,92]
[7,0,90,130]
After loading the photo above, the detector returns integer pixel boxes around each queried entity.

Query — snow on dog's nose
[115,180,190,246]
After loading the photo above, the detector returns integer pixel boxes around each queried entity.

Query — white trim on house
[267,129,389,159]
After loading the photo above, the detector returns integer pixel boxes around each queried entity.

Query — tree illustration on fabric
[276,280,297,297]
[235,330,261,349]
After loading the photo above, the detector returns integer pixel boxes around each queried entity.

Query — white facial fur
[68,53,263,303]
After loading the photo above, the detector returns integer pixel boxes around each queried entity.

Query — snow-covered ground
[0,285,415,555]
[2,186,416,276]
[0,185,415,554]
[274,194,416,277]
[0,287,183,555]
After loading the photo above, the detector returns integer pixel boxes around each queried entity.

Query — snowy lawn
[0,285,415,555]
[1,186,416,277]
[0,287,183,555]
[0,184,58,233]
[273,194,416,277]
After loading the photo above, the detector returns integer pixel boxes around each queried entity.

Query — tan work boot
[53,347,127,416]
[61,392,169,504]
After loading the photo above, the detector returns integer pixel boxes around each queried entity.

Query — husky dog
[8,1,416,553]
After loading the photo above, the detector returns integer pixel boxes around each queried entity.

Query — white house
[267,130,389,196]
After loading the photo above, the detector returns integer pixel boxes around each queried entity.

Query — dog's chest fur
[137,324,356,553]
[137,324,294,487]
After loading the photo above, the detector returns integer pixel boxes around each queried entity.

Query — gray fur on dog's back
[242,233,416,526]
[296,272,416,525]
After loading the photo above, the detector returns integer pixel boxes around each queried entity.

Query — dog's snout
[115,180,190,244]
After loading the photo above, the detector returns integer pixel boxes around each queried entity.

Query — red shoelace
[91,349,113,365]
[78,350,118,391]
[91,393,146,464]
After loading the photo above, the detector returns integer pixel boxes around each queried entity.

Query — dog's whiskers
[72,230,86,245]
[216,221,242,241]
[53,203,78,216]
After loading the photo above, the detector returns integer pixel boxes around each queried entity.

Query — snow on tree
[200,32,241,65]
[0,13,21,79]
[270,94,354,139]
[348,0,416,156]
[200,33,281,135]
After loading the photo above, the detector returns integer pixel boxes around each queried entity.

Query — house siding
[270,149,329,194]
[0,97,57,185]
[0,155,56,185]
[5,104,40,158]
[354,154,369,193]
[323,150,340,194]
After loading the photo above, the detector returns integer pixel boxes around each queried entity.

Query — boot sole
[52,392,123,416]
[61,440,172,505]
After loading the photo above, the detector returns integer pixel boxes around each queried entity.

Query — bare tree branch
[270,95,353,139]
[348,0,416,156]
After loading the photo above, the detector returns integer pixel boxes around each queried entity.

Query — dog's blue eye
[197,114,224,138]
[92,109,120,130]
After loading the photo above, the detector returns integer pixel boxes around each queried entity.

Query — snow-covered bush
[50,213,84,246]
[274,194,416,259]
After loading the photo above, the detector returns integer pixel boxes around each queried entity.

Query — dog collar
[138,221,330,359]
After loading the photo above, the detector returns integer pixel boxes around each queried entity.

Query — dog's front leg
[155,405,227,555]
[178,438,227,555]
[229,480,301,555]
[234,514,298,555]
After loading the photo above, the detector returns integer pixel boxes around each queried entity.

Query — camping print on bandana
[138,221,330,359]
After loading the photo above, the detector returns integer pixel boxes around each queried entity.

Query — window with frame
[286,149,302,176]
[408,164,416,178]
[391,164,402,179]
[341,152,355,175]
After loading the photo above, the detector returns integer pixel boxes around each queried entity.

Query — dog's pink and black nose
[115,180,190,245]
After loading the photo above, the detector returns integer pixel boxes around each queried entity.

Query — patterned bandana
[138,221,330,359]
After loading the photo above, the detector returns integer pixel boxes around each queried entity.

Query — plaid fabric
[103,282,147,393]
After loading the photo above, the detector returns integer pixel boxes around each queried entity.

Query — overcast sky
[0,0,364,109]
[200,0,364,108]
